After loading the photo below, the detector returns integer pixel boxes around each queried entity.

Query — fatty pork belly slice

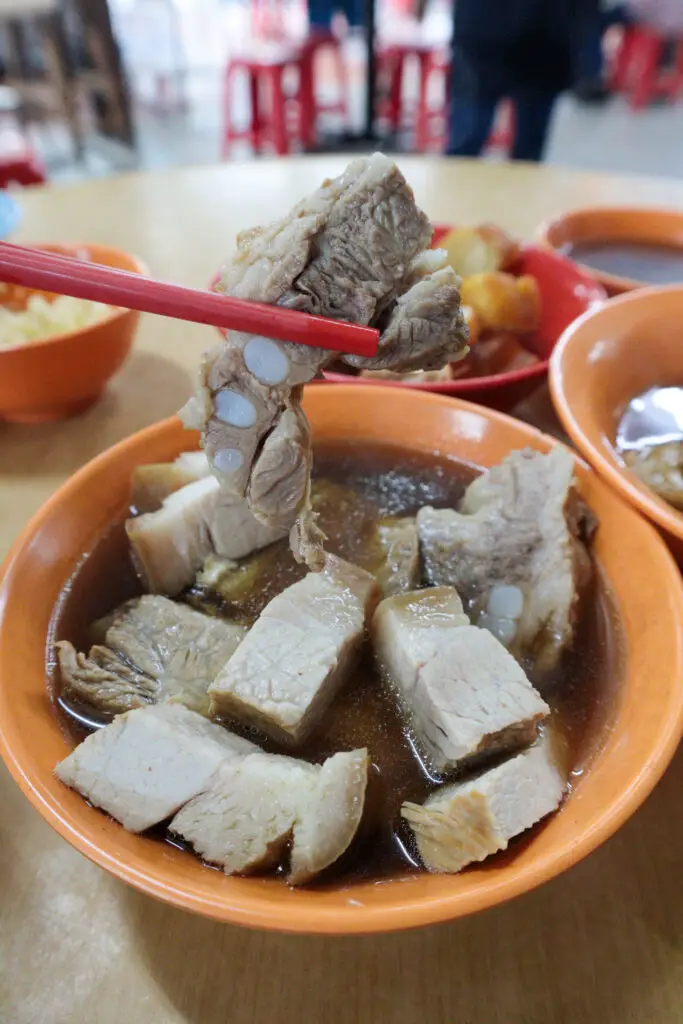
[126,474,287,596]
[55,703,258,832]
[56,701,369,882]
[131,451,210,514]
[372,587,549,773]
[57,596,246,717]
[417,447,597,669]
[209,555,380,744]
[171,748,369,884]
[401,732,566,873]
[180,153,469,569]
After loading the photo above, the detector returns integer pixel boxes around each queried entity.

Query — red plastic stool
[609,25,683,109]
[297,30,349,148]
[414,49,449,151]
[378,44,456,149]
[222,50,303,156]
[376,44,422,133]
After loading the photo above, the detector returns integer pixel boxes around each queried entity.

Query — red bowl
[324,226,606,411]
[210,225,606,413]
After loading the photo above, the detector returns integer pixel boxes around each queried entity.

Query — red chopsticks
[0,242,379,358]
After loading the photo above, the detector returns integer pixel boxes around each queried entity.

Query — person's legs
[604,4,631,29]
[509,91,557,162]
[447,93,497,155]
[339,0,364,30]
[576,9,605,82]
[307,0,335,32]
[446,50,498,157]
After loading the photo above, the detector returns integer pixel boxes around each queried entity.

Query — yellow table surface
[2,157,683,1024]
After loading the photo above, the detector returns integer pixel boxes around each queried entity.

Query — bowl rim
[2,385,683,934]
[536,205,683,294]
[321,243,606,394]
[0,241,149,355]
[549,283,683,542]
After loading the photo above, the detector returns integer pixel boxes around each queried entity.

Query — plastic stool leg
[221,64,235,157]
[609,26,638,92]
[16,162,46,186]
[629,32,661,109]
[333,41,349,124]
[298,52,315,149]
[388,51,404,132]
[268,65,289,155]
[251,69,265,152]
[414,51,431,151]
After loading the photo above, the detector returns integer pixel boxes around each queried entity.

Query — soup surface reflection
[617,386,683,512]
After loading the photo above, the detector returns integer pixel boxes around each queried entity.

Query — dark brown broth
[48,441,622,883]
[562,240,683,285]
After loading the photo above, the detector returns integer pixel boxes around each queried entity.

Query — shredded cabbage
[0,294,112,346]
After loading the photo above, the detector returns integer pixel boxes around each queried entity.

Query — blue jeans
[307,0,363,30]
[447,91,556,162]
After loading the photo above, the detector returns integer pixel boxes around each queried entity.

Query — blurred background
[0,0,681,188]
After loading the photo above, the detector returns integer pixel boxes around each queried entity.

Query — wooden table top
[3,157,683,1024]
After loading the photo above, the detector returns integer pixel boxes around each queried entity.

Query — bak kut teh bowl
[1,386,683,934]
[0,242,146,424]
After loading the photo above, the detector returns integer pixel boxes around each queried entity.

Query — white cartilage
[243,337,290,385]
[213,448,245,473]
[214,390,257,428]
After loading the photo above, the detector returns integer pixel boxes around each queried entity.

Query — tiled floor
[27,0,683,183]
[548,93,683,178]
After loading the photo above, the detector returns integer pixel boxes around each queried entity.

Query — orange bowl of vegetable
[0,242,147,424]
[1,384,682,934]
[322,226,606,411]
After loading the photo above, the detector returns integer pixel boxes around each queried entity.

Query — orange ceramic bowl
[550,285,683,554]
[323,228,606,412]
[537,206,683,296]
[1,385,683,934]
[0,243,146,424]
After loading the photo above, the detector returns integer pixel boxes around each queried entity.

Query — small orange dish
[537,206,683,295]
[550,285,683,554]
[1,385,683,934]
[0,243,147,423]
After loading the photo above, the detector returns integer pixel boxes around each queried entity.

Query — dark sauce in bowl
[48,441,623,884]
[562,240,683,285]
